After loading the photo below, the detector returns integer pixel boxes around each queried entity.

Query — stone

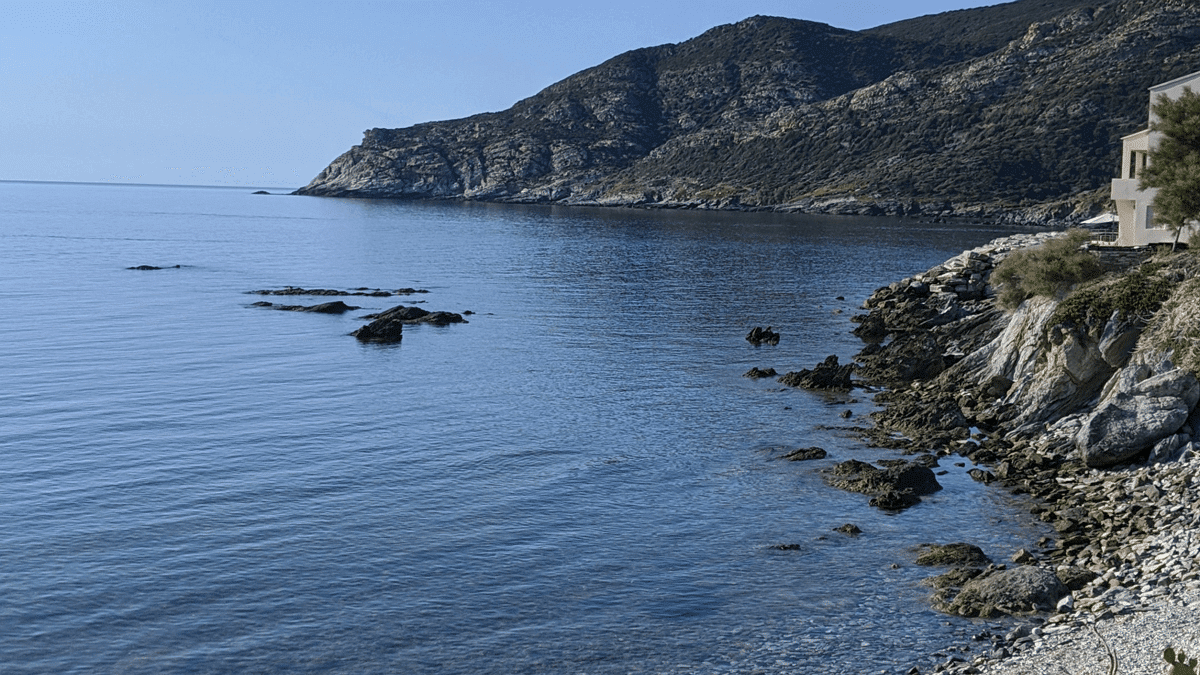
[826,459,942,498]
[780,446,827,461]
[944,566,1069,617]
[255,300,361,314]
[778,355,854,390]
[870,490,921,509]
[833,523,862,535]
[1011,549,1037,565]
[1077,392,1191,467]
[916,543,992,567]
[746,326,780,346]
[743,367,777,379]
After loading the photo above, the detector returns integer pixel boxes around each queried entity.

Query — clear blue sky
[2,1,1001,188]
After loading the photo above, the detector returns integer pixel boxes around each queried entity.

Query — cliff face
[297,0,1200,222]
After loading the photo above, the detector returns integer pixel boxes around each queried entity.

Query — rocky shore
[819,231,1200,673]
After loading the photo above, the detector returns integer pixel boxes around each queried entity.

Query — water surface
[0,182,1048,674]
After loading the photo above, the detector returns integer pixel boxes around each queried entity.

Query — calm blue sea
[0,181,1049,674]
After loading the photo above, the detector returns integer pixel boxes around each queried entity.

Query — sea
[0,181,1052,674]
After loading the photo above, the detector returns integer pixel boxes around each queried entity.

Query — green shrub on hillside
[992,230,1104,309]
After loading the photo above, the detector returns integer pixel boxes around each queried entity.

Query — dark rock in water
[825,459,941,510]
[924,567,985,590]
[941,566,1069,617]
[304,301,360,314]
[870,490,921,509]
[743,367,777,379]
[128,264,180,270]
[967,468,996,483]
[256,300,361,314]
[352,304,467,343]
[746,326,780,346]
[351,319,404,343]
[828,459,942,496]
[915,543,991,567]
[363,305,468,326]
[780,446,826,461]
[833,523,862,536]
[778,355,854,390]
[770,543,803,551]
[251,286,430,297]
[252,190,271,195]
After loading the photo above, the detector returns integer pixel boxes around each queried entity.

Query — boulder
[778,355,854,390]
[943,566,1069,617]
[1076,368,1200,467]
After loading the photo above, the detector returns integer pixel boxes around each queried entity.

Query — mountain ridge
[296,0,1200,225]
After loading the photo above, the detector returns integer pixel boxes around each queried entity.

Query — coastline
[834,231,1200,674]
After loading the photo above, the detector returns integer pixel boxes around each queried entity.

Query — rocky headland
[295,0,1200,227]
[828,231,1200,673]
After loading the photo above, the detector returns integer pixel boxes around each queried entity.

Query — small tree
[1140,87,1200,249]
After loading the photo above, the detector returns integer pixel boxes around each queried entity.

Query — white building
[1110,70,1200,246]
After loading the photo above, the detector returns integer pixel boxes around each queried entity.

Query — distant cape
[296,0,1200,225]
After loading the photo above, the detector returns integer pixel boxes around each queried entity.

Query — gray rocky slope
[296,0,1200,224]
[843,235,1200,672]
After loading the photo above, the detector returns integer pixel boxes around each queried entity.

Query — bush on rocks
[992,229,1103,310]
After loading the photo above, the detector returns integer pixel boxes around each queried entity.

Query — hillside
[295,0,1200,224]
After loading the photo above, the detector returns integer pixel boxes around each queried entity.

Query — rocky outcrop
[779,446,827,461]
[777,355,853,390]
[297,1,1200,225]
[252,300,361,313]
[351,305,468,343]
[824,458,942,510]
[745,326,779,346]
[250,287,429,297]
[1077,363,1200,467]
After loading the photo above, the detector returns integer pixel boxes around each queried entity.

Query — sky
[1,1,1003,188]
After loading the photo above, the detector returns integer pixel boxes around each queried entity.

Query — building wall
[1111,70,1200,247]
